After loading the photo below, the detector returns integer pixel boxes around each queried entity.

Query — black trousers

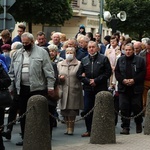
[119,92,143,129]
[84,90,98,132]
[7,98,20,131]
[0,108,5,129]
[0,133,5,150]
[19,85,56,138]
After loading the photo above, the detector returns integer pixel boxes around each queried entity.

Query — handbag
[0,89,12,108]
[48,85,62,101]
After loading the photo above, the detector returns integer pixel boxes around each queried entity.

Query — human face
[110,38,118,48]
[88,42,98,55]
[68,40,76,48]
[22,37,33,50]
[65,50,75,61]
[37,35,46,46]
[95,34,101,42]
[49,50,57,59]
[125,45,134,57]
[17,27,24,36]
[52,34,60,45]
[2,37,9,44]
[134,43,141,55]
[79,39,88,48]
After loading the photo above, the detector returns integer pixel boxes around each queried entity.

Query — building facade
[12,0,112,41]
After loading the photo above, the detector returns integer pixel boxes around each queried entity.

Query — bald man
[134,41,142,55]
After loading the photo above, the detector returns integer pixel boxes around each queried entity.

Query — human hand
[59,75,65,82]
[90,79,96,87]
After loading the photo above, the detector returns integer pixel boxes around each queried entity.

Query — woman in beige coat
[57,47,84,135]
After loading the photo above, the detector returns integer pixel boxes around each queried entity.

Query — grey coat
[57,58,84,110]
[9,44,55,94]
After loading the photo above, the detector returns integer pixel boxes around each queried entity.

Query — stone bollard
[144,89,150,135]
[90,91,116,144]
[23,95,51,150]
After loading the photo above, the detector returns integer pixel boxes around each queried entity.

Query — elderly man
[77,41,112,137]
[133,41,142,55]
[115,43,145,135]
[9,32,55,145]
[36,31,49,48]
[50,32,63,52]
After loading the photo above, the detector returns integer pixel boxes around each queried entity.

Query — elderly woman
[48,44,64,63]
[57,47,84,135]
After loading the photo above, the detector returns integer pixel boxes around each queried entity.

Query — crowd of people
[0,23,150,149]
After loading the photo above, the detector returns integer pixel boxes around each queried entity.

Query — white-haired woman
[57,47,84,135]
[48,44,64,63]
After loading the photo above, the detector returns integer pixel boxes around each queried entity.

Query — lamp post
[99,0,104,37]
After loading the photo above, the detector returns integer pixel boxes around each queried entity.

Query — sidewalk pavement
[4,115,150,150]
[52,134,150,150]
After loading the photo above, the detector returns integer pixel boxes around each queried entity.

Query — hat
[1,44,11,51]
[79,24,85,29]
[104,35,111,43]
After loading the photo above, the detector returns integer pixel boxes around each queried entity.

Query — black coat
[115,55,146,94]
[0,63,11,89]
[77,53,112,92]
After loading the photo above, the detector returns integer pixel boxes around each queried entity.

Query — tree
[105,0,150,40]
[8,0,73,33]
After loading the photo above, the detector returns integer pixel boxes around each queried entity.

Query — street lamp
[99,0,104,36]
[103,11,127,34]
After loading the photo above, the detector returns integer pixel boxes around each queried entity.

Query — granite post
[90,91,116,144]
[144,89,150,135]
[23,95,51,150]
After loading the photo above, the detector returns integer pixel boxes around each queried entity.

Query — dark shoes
[120,128,130,135]
[1,129,11,140]
[16,141,23,146]
[136,124,142,133]
[81,132,90,137]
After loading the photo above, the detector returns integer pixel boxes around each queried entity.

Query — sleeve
[0,63,11,88]
[76,61,90,85]
[42,50,55,89]
[94,56,112,84]
[114,58,124,83]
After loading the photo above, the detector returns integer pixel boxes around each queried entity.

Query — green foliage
[8,0,73,25]
[105,0,150,40]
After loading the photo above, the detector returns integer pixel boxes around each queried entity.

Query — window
[82,0,87,4]
[92,0,97,6]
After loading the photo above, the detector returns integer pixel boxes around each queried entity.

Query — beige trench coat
[57,58,84,110]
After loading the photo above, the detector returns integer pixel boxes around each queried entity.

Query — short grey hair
[11,41,23,50]
[125,43,134,50]
[88,41,99,48]
[47,44,58,51]
[21,32,34,42]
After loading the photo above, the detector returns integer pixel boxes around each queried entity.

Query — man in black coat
[115,43,146,134]
[77,41,112,137]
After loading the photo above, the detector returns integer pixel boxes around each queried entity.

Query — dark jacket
[76,47,88,61]
[77,53,112,92]
[0,63,11,89]
[115,55,146,94]
[12,35,21,43]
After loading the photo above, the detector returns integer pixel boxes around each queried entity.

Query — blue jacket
[12,35,21,43]
[76,48,88,61]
